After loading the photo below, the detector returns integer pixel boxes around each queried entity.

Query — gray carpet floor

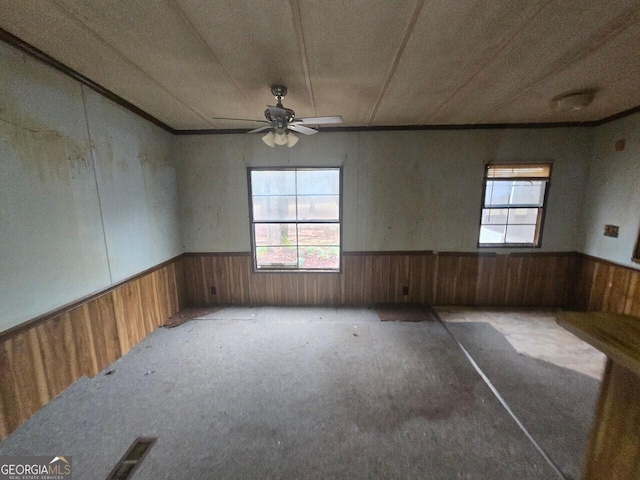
[0,306,573,479]
[445,322,600,480]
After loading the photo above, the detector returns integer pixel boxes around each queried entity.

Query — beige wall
[581,112,640,268]
[175,128,592,253]
[0,42,181,333]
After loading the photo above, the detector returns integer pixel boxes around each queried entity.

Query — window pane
[507,208,539,225]
[296,169,339,195]
[479,225,506,244]
[481,208,507,225]
[249,168,341,271]
[484,181,512,207]
[505,225,536,244]
[480,164,548,248]
[298,246,340,270]
[252,196,296,221]
[297,224,340,245]
[509,181,545,206]
[297,195,339,221]
[484,182,492,205]
[256,246,297,268]
[251,170,295,195]
[254,224,297,246]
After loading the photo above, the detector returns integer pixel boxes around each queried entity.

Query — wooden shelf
[558,311,640,378]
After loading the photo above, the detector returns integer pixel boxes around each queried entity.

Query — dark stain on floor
[375,303,438,322]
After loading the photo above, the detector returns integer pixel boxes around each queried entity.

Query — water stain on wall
[138,142,172,172]
[1,104,90,184]
[139,140,180,261]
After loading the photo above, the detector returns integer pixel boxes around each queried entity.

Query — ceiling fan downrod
[271,85,287,108]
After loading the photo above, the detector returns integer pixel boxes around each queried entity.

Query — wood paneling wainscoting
[582,360,640,480]
[182,251,577,308]
[572,254,640,316]
[0,257,184,440]
[2,250,638,441]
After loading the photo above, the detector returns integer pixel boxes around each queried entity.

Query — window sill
[478,243,540,248]
[253,269,342,274]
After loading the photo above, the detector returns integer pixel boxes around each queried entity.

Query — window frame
[247,166,343,273]
[477,162,553,249]
[633,224,640,265]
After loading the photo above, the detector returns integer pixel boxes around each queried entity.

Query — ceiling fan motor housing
[265,85,294,127]
[265,106,295,127]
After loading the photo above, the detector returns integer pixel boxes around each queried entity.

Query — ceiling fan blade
[210,117,268,123]
[288,124,318,135]
[296,115,343,125]
[247,125,271,134]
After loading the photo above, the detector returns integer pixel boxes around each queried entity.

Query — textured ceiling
[1,0,639,130]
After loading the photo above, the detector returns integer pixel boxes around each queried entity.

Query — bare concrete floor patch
[436,307,606,379]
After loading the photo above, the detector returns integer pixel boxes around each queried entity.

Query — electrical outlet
[402,286,409,296]
[604,225,619,238]
[210,286,217,295]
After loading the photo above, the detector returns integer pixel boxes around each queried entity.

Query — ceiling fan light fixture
[286,132,299,148]
[262,131,275,147]
[274,128,288,146]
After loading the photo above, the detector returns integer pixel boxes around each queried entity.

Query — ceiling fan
[211,86,343,148]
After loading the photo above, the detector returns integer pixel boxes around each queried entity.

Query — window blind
[487,164,551,179]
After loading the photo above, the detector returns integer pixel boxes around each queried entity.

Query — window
[479,163,551,247]
[248,167,341,271]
